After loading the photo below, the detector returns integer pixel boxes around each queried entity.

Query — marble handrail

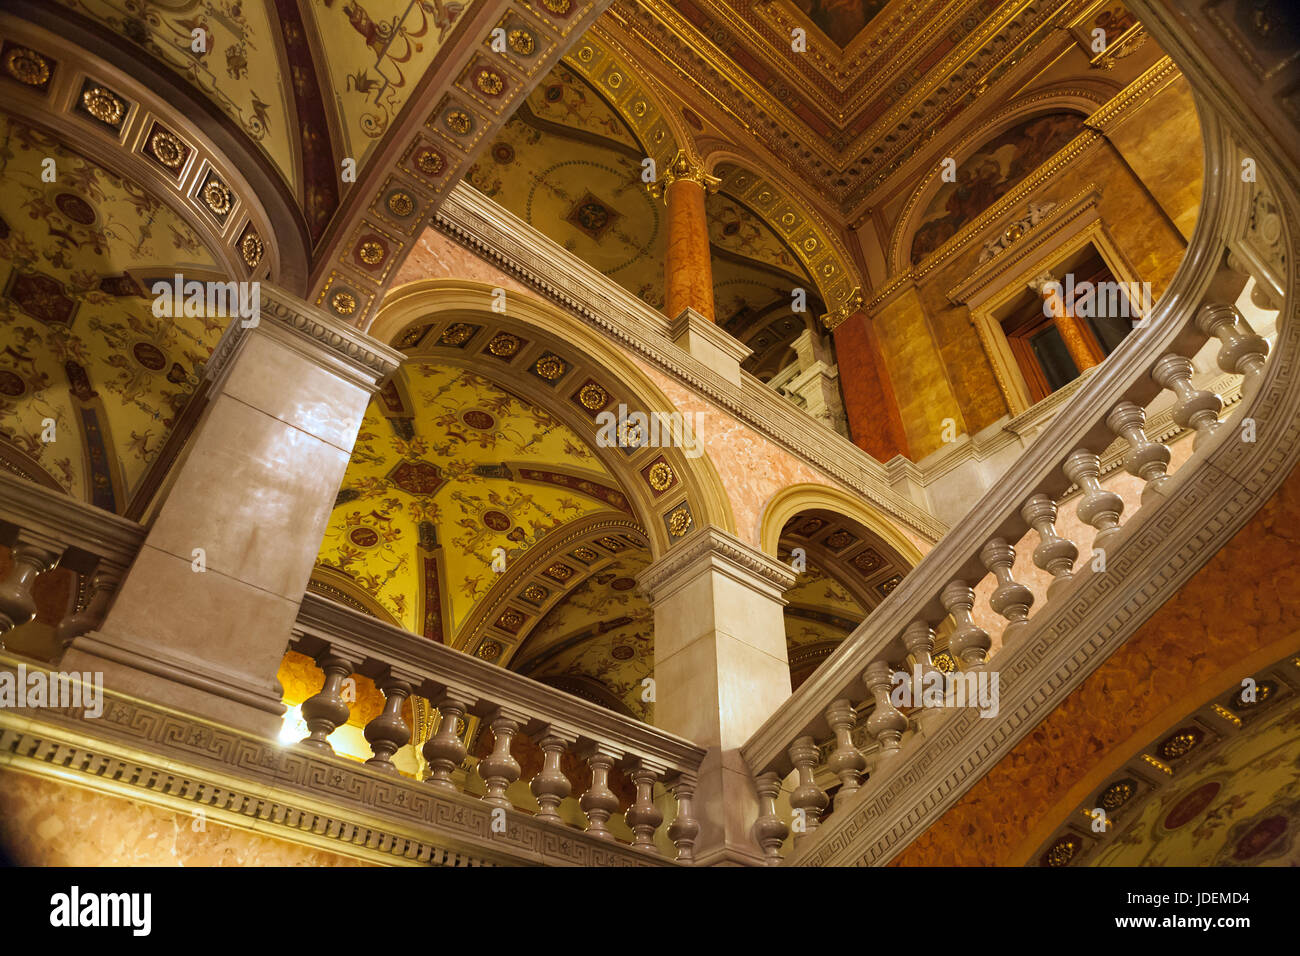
[292,590,708,861]
[740,95,1298,865]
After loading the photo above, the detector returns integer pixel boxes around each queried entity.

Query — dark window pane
[1087,309,1133,355]
[1030,324,1079,392]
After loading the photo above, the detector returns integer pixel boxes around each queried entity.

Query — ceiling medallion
[578,382,608,410]
[607,72,622,89]
[147,129,187,170]
[572,546,599,562]
[201,178,233,216]
[487,332,520,357]
[475,70,505,97]
[932,652,955,673]
[1157,728,1203,760]
[476,640,502,661]
[1099,779,1137,811]
[445,110,472,135]
[439,322,475,346]
[647,460,675,492]
[597,536,625,552]
[545,562,574,582]
[534,353,567,381]
[5,46,51,87]
[358,239,385,266]
[666,503,693,538]
[239,230,264,268]
[576,45,593,62]
[632,100,647,118]
[496,608,525,630]
[387,191,415,217]
[82,85,125,125]
[541,0,572,14]
[507,29,535,55]
[1042,836,1079,867]
[415,148,445,176]
[331,291,358,316]
[522,584,548,603]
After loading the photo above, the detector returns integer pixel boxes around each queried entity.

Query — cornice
[205,283,403,391]
[635,526,798,600]
[1084,55,1179,132]
[433,184,948,544]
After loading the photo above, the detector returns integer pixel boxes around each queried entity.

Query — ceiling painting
[314,362,632,641]
[466,64,665,309]
[51,0,299,192]
[307,0,474,171]
[908,111,1086,264]
[0,111,223,513]
[511,548,655,721]
[789,0,892,49]
[1036,660,1300,867]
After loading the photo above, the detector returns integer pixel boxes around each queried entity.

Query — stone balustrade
[739,109,1294,865]
[292,591,707,862]
[0,470,144,652]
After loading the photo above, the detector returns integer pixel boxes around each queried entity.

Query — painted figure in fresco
[790,0,890,47]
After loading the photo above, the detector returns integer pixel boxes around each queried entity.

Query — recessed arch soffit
[0,21,286,283]
[776,507,915,689]
[887,93,1110,276]
[0,110,231,517]
[602,0,1154,216]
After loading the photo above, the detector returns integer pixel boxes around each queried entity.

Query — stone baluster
[625,763,664,853]
[825,699,866,809]
[578,747,620,840]
[299,651,356,754]
[422,695,468,791]
[1151,354,1223,449]
[787,736,828,842]
[1062,449,1124,550]
[979,538,1034,641]
[1196,303,1269,394]
[54,565,123,650]
[1106,401,1172,503]
[864,660,908,759]
[753,771,789,865]
[667,776,700,863]
[0,530,63,640]
[476,712,522,810]
[940,580,991,666]
[528,729,572,824]
[1021,494,1078,599]
[363,676,411,774]
[902,620,938,673]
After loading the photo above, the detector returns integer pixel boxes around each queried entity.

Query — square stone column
[637,527,796,865]
[62,287,402,737]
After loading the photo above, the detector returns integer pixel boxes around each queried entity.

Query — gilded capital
[650,149,720,200]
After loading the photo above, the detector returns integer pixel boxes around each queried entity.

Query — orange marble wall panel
[832,311,910,461]
[0,771,374,866]
[873,285,964,459]
[664,180,715,321]
[895,458,1300,866]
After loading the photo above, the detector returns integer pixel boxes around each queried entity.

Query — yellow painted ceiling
[315,363,631,641]
[53,0,299,192]
[0,111,223,512]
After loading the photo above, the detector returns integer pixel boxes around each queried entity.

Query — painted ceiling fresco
[306,0,473,169]
[466,64,666,309]
[909,111,1086,264]
[313,363,634,642]
[512,548,655,721]
[1093,692,1300,866]
[52,0,299,192]
[0,111,223,513]
[787,0,892,49]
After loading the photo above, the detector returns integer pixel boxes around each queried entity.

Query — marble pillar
[636,527,796,865]
[1030,273,1099,372]
[830,309,910,461]
[62,288,402,737]
[662,151,717,323]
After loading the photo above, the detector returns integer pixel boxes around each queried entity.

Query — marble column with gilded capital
[1029,272,1100,373]
[62,287,402,737]
[661,151,718,324]
[636,527,796,865]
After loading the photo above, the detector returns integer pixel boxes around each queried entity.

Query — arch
[888,90,1110,276]
[560,29,694,175]
[0,12,307,287]
[759,483,927,564]
[370,279,737,556]
[703,154,866,327]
